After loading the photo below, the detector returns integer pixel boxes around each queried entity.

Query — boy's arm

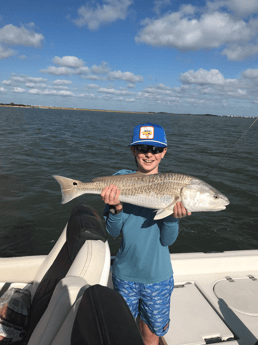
[160,202,191,246]
[102,185,123,238]
[105,210,124,237]
[160,217,179,246]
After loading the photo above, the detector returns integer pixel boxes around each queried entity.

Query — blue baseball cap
[130,122,167,147]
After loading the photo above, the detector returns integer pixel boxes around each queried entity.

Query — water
[0,107,257,257]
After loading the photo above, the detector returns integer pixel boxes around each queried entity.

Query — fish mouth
[222,196,230,206]
[216,197,230,210]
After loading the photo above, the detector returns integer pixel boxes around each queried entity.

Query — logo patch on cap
[139,126,154,140]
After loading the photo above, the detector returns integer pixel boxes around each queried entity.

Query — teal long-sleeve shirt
[104,170,179,284]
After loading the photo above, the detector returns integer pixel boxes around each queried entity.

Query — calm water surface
[0,107,257,257]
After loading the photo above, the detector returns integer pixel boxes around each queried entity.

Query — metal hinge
[205,336,236,344]
[248,275,257,281]
[225,276,234,282]
[174,282,192,288]
[204,336,222,344]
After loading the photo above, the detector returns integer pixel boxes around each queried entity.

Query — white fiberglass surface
[214,277,258,316]
[165,283,233,345]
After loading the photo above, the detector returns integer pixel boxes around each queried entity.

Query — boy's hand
[101,184,121,207]
[173,201,191,218]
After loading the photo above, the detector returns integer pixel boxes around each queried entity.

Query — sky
[1,0,258,116]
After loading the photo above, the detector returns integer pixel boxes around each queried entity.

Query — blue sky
[1,0,258,116]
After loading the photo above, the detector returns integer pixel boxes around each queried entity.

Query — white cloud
[53,79,72,85]
[98,87,134,95]
[12,87,25,93]
[52,56,84,68]
[180,69,228,85]
[82,75,106,80]
[25,83,36,88]
[85,84,100,89]
[52,85,69,90]
[50,90,74,96]
[91,61,110,74]
[28,89,43,95]
[207,0,258,17]
[108,70,144,83]
[27,77,47,83]
[137,87,181,105]
[227,88,247,98]
[222,44,258,60]
[3,80,12,85]
[135,67,258,110]
[11,76,48,84]
[0,45,16,59]
[153,0,171,15]
[41,65,90,76]
[77,67,91,74]
[11,76,25,82]
[228,0,258,15]
[0,24,44,47]
[242,68,258,80]
[28,89,74,96]
[25,83,47,88]
[136,10,254,49]
[41,56,88,76]
[0,87,7,92]
[73,0,133,30]
[135,3,258,60]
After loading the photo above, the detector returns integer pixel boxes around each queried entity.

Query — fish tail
[53,175,84,204]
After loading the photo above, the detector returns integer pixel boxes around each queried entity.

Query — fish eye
[214,195,218,199]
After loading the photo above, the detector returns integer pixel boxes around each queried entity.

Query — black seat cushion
[71,285,144,345]
[25,204,106,342]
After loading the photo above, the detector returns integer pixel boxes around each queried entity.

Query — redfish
[53,173,229,220]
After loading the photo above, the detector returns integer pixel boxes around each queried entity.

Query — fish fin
[154,196,180,220]
[53,175,84,204]
[154,208,174,220]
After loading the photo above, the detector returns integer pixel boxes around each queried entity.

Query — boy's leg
[112,274,139,318]
[139,318,159,345]
[139,276,174,339]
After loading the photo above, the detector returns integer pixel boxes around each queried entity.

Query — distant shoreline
[0,103,156,114]
[0,103,254,118]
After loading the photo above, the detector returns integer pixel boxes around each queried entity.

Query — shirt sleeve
[104,206,124,238]
[159,216,179,247]
[103,169,135,238]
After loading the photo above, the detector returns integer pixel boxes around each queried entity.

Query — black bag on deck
[71,284,144,345]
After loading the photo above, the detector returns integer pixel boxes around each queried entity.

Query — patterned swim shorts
[112,274,174,337]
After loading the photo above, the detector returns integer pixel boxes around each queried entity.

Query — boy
[101,123,191,345]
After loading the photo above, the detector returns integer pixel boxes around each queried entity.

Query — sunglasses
[135,145,165,154]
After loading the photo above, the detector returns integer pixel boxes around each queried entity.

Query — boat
[0,203,257,345]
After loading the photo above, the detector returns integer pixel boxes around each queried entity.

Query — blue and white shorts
[112,274,174,337]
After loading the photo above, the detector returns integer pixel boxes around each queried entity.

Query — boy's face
[131,146,167,175]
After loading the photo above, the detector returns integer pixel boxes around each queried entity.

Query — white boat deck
[0,248,257,344]
[165,250,258,345]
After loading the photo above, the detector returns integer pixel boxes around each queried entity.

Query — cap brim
[130,141,167,147]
